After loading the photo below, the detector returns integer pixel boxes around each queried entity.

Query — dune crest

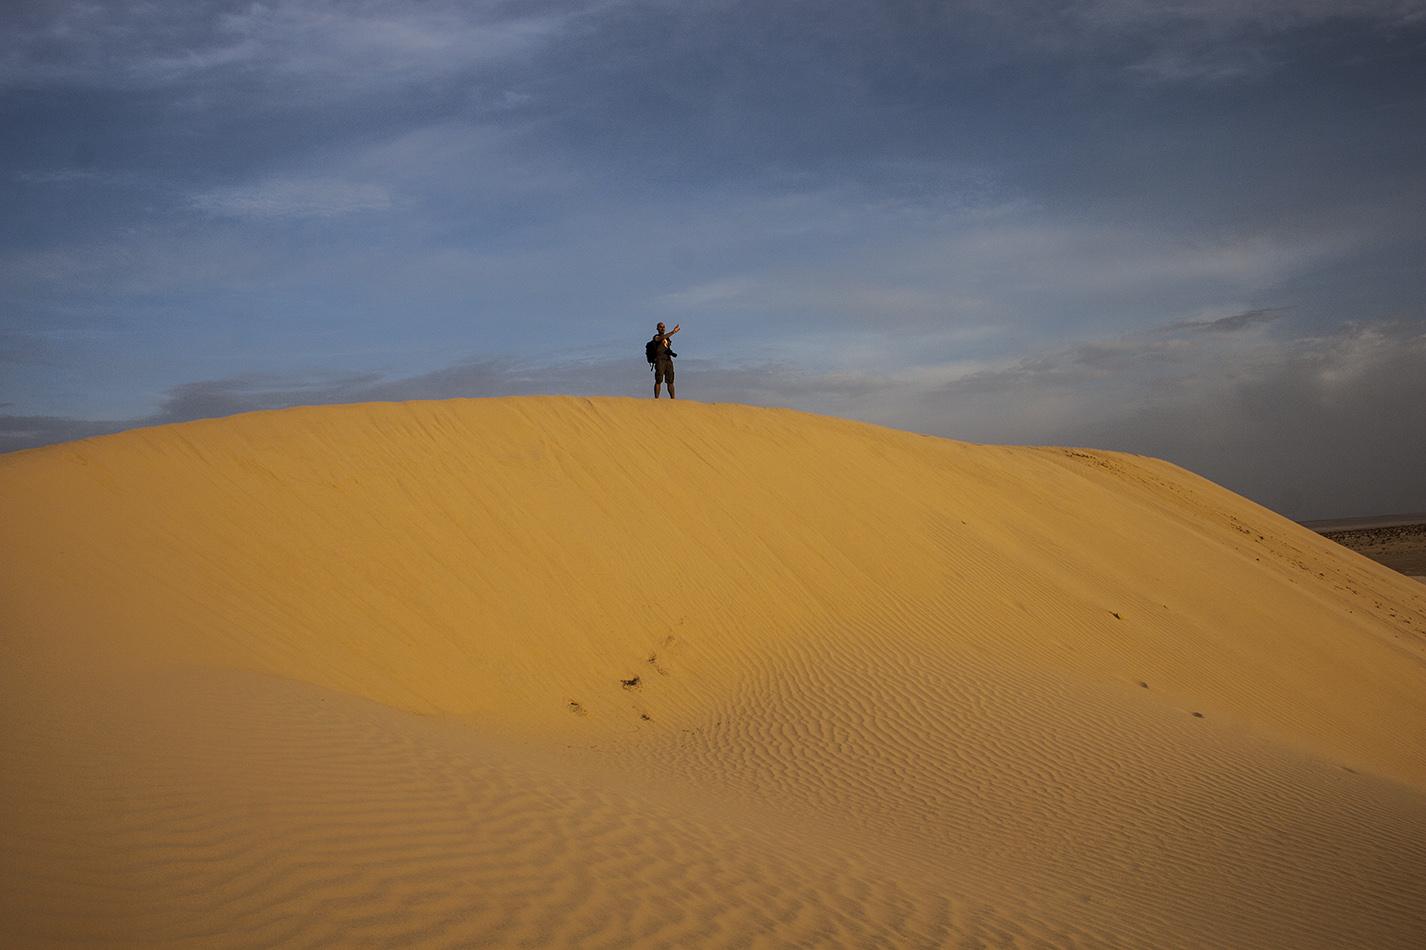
[4,397,1425,947]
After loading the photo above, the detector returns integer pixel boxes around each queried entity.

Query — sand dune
[3,396,1424,947]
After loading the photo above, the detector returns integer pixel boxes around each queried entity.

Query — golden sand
[3,397,1424,947]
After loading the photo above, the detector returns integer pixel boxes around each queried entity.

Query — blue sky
[3,0,1424,519]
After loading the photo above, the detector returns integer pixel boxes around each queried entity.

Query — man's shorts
[655,357,675,384]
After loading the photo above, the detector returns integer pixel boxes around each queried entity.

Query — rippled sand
[3,397,1424,947]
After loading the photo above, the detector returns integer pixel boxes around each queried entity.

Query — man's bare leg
[654,381,662,398]
[669,382,676,399]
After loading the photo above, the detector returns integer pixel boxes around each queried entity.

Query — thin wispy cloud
[962,0,1426,84]
[190,178,395,219]
[1169,308,1286,332]
[1064,0,1426,31]
[0,0,585,91]
[13,167,116,184]
[658,277,763,309]
[1128,47,1276,84]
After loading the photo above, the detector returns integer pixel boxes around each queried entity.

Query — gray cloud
[903,1,1422,92]
[967,0,1426,54]
[0,413,129,453]
[142,356,879,422]
[0,348,879,451]
[1127,45,1278,84]
[1169,308,1286,332]
[0,1,584,91]
[1071,0,1426,31]
[0,363,526,453]
[908,320,1426,520]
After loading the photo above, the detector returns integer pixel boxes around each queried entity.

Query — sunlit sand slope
[3,396,1425,947]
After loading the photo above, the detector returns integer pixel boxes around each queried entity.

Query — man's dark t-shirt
[653,332,675,383]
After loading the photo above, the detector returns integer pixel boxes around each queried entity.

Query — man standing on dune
[651,321,680,399]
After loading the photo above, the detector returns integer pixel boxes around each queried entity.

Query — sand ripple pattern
[5,668,1043,948]
[4,397,1426,947]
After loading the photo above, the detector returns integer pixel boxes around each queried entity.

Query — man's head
[656,322,666,333]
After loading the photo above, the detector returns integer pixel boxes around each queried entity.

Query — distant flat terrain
[1310,518,1426,579]
[1303,513,1426,533]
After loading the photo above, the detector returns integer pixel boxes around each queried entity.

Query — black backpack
[645,337,676,367]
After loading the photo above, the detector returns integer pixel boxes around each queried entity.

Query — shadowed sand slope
[3,397,1425,947]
